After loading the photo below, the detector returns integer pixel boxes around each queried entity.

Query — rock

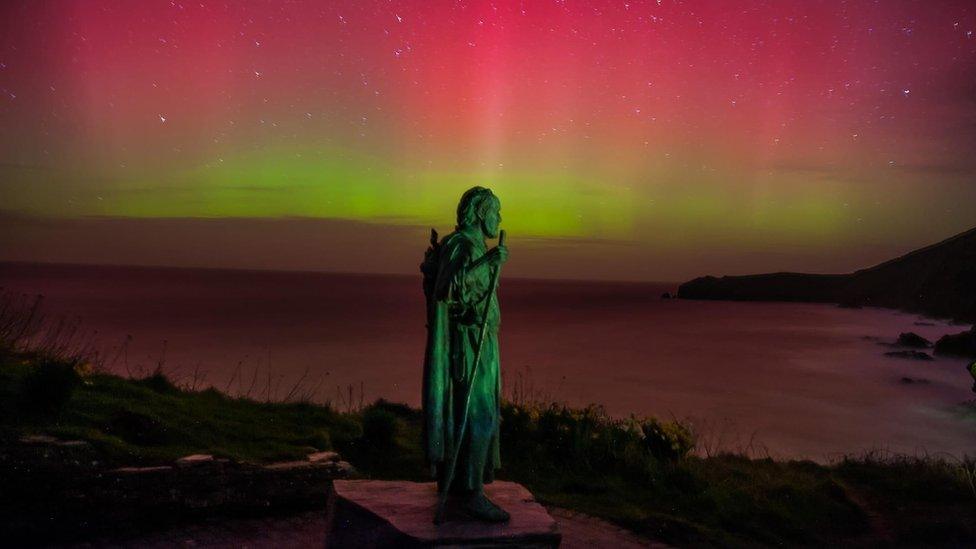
[896,332,932,348]
[264,460,312,471]
[326,480,560,548]
[265,458,354,478]
[58,440,90,448]
[6,450,348,544]
[11,434,98,474]
[111,466,174,474]
[19,435,90,448]
[899,377,930,384]
[934,328,976,358]
[884,350,933,361]
[334,460,356,476]
[308,451,340,463]
[175,454,215,467]
[19,434,60,445]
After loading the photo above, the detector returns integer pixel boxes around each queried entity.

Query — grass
[4,348,975,547]
[1,290,975,547]
[0,349,360,466]
[497,404,868,547]
[834,452,976,546]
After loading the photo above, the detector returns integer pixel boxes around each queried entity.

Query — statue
[420,186,510,524]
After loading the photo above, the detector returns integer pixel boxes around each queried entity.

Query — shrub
[21,358,81,414]
[361,406,399,448]
[141,367,178,394]
[641,418,695,462]
[501,401,696,484]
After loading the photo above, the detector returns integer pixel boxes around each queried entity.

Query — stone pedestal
[325,480,561,548]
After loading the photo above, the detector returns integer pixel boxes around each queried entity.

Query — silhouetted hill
[678,227,976,322]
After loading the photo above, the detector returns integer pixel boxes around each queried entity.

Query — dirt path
[73,506,667,548]
[549,507,671,548]
[836,483,896,548]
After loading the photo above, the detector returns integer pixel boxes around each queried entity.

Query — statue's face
[481,202,501,238]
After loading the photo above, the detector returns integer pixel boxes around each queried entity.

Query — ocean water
[2,261,974,461]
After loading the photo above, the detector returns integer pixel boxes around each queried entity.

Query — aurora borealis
[2,1,975,281]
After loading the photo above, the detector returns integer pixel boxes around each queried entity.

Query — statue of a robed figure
[420,187,510,524]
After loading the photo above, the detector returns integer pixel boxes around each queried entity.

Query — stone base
[326,480,561,548]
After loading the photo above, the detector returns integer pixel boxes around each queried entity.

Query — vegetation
[2,290,975,547]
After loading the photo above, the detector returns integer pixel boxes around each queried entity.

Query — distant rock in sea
[899,376,931,384]
[885,350,934,361]
[677,225,976,323]
[896,332,932,349]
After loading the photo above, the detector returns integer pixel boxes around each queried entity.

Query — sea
[2,261,974,461]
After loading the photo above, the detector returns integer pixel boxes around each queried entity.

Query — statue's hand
[485,244,509,267]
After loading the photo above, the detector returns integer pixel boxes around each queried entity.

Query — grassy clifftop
[2,346,975,547]
[2,288,974,547]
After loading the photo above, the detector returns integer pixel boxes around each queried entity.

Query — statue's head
[456,186,501,238]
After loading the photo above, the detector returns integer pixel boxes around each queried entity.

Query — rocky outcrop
[678,226,976,323]
[678,273,847,303]
[896,332,932,348]
[934,328,976,358]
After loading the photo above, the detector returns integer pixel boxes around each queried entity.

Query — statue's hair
[455,186,499,229]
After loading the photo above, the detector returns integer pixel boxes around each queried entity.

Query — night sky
[1,1,975,281]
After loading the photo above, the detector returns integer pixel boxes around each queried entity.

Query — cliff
[678,226,976,322]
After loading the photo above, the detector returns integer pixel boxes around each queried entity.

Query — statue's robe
[422,230,501,493]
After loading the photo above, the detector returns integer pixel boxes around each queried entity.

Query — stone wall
[1,435,353,544]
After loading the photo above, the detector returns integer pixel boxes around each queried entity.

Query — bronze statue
[421,186,510,523]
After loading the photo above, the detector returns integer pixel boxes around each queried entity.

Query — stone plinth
[326,480,561,548]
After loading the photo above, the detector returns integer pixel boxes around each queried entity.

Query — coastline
[677,225,976,324]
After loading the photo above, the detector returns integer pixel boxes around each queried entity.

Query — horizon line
[0,259,683,287]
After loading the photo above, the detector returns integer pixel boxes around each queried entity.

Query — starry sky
[1,0,975,281]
